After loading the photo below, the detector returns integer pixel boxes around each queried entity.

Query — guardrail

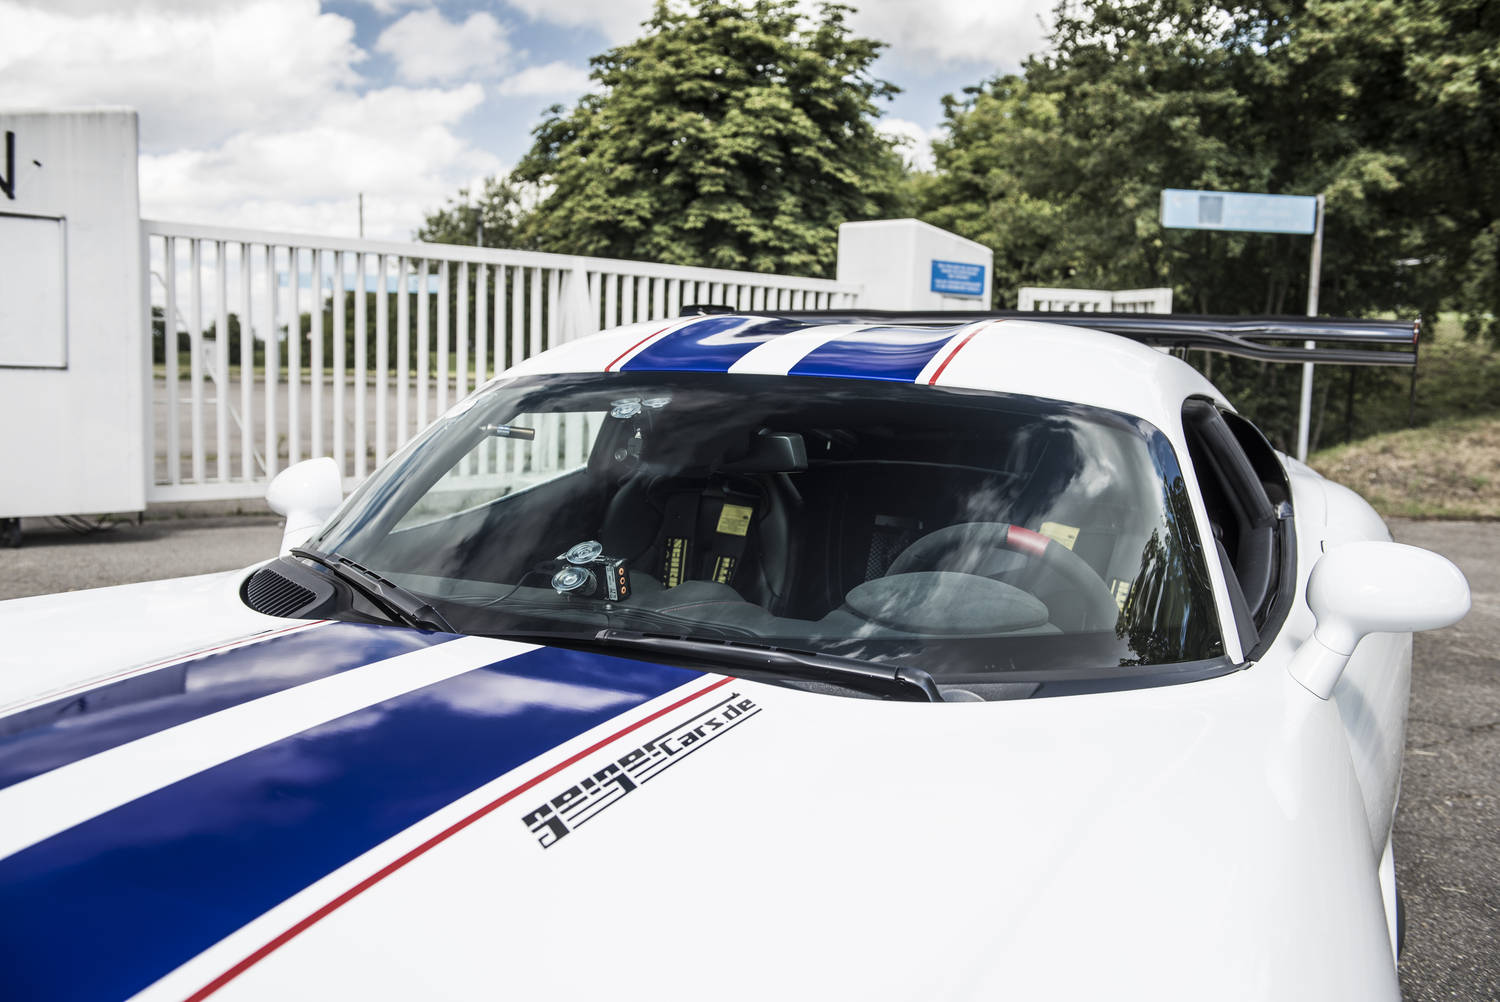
[1017,286,1173,314]
[143,220,858,502]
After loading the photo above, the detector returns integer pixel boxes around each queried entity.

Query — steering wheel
[885,522,1120,631]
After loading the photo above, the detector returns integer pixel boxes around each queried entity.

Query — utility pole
[1295,193,1326,461]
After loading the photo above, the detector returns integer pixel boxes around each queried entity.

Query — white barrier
[144,221,858,502]
[0,110,145,519]
[1018,286,1173,313]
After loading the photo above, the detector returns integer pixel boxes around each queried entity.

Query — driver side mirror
[1288,541,1470,699]
[266,457,343,555]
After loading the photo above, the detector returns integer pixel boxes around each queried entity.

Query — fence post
[561,262,597,343]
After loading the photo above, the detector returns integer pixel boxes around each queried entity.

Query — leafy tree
[919,0,1500,448]
[920,1,1421,319]
[417,175,536,249]
[511,0,906,276]
[1372,0,1500,342]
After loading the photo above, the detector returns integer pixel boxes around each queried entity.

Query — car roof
[506,314,1228,434]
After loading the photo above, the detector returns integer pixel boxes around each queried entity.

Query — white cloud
[878,117,945,172]
[848,0,1053,68]
[503,0,653,45]
[140,85,501,240]
[375,8,511,84]
[341,0,428,13]
[499,0,1050,67]
[3,0,251,11]
[495,61,594,98]
[0,0,363,151]
[0,0,504,242]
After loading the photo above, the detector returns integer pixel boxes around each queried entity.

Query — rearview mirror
[1288,541,1470,699]
[716,431,807,474]
[266,457,343,555]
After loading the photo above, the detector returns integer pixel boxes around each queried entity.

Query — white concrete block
[836,219,993,311]
[0,109,145,517]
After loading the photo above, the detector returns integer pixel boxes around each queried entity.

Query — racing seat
[595,472,798,614]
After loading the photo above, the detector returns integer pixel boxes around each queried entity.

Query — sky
[0,0,1053,241]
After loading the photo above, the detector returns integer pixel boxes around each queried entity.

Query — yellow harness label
[715,504,753,537]
[713,555,736,584]
[1039,521,1080,550]
[663,537,688,588]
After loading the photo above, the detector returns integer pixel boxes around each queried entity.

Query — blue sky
[2,0,1052,240]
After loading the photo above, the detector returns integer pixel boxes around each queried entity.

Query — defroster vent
[244,566,318,618]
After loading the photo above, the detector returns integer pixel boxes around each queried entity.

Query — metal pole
[1296,193,1325,460]
[358,193,364,239]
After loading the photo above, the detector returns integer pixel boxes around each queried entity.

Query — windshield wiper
[589,630,942,703]
[290,547,455,633]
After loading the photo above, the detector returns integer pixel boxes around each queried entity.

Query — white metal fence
[144,220,859,502]
[1017,286,1173,313]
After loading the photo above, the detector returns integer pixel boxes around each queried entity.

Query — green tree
[1372,0,1500,342]
[511,0,906,276]
[417,175,536,249]
[920,1,1422,318]
[918,0,1500,448]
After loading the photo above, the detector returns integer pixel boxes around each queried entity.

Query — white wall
[836,219,993,311]
[0,110,145,517]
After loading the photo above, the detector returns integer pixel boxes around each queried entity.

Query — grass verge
[1308,413,1500,519]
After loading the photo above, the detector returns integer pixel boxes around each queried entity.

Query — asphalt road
[1388,520,1499,1002]
[0,515,1493,998]
[0,515,283,600]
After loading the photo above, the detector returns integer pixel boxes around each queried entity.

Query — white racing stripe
[0,621,329,719]
[726,324,866,374]
[913,319,1004,384]
[0,636,535,862]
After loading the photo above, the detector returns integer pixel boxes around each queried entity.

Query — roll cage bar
[680,307,1420,368]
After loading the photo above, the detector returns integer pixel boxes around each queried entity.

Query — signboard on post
[929,259,986,298]
[1160,187,1326,460]
[1160,189,1318,235]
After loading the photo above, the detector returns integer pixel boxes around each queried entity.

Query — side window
[1221,411,1293,509]
[1181,400,1296,658]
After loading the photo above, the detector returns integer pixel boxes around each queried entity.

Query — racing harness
[657,482,760,589]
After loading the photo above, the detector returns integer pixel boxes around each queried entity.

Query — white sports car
[0,310,1470,1001]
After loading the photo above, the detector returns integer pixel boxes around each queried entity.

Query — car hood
[0,567,288,713]
[0,606,1397,1002]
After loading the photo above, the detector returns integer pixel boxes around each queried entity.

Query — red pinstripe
[926,320,1004,385]
[605,322,679,371]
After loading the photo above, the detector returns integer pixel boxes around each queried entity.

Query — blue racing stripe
[0,646,699,1002]
[788,325,964,382]
[0,622,456,792]
[620,316,805,372]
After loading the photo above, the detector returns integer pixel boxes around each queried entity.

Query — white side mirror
[266,457,343,555]
[1288,541,1470,699]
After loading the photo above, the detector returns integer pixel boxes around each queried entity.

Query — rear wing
[679,307,1420,367]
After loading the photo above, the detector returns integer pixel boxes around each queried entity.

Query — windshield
[311,373,1224,693]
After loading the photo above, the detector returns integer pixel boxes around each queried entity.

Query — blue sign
[930,259,986,298]
[1160,188,1318,235]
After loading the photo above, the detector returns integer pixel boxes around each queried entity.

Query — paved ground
[0,515,283,600]
[0,515,1493,997]
[1388,520,1499,1001]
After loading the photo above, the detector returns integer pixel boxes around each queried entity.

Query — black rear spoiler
[679,306,1420,367]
